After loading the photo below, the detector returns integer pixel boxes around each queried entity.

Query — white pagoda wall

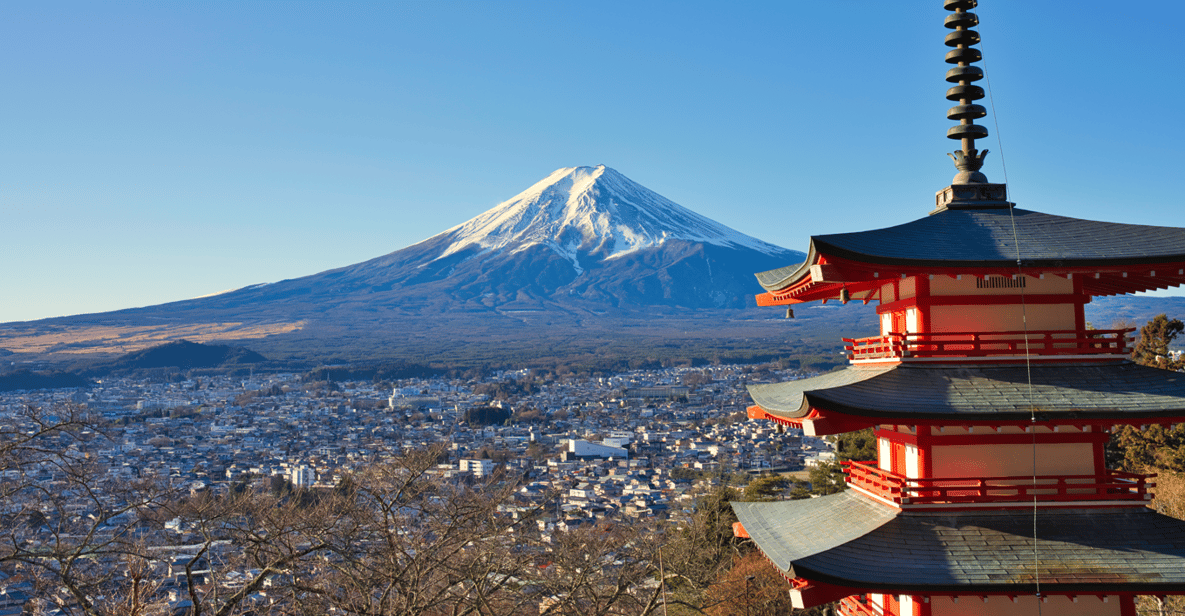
[928,303,1076,334]
[930,442,1095,478]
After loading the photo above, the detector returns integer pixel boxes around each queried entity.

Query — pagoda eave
[746,362,1185,429]
[752,210,1185,301]
[755,252,1185,305]
[812,237,1185,274]
[748,404,877,436]
[734,494,1185,603]
[803,207,1185,278]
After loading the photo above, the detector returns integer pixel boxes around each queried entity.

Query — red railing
[844,328,1133,361]
[843,460,1154,506]
[839,596,883,616]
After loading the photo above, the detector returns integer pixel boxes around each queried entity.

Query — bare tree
[165,483,352,616]
[1,406,769,616]
[535,522,666,616]
[292,447,545,616]
[0,404,177,616]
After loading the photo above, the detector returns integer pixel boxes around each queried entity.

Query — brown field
[0,321,305,356]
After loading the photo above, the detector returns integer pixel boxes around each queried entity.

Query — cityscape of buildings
[0,363,832,613]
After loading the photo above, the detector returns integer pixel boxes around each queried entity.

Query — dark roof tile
[749,362,1185,421]
[811,208,1185,267]
[734,495,1185,593]
[756,207,1185,290]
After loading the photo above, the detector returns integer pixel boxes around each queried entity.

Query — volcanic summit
[4,165,812,362]
[142,164,804,315]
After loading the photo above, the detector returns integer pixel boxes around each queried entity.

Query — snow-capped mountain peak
[435,165,784,271]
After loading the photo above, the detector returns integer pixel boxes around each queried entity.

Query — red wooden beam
[791,579,861,610]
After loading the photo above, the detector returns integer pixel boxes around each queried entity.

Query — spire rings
[943,0,990,183]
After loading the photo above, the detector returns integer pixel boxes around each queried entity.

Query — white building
[290,465,316,488]
[603,431,632,449]
[459,458,496,477]
[567,439,628,460]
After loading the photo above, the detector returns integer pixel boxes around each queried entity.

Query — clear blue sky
[3,2,1183,323]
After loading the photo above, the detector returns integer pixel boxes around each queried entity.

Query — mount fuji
[437,165,787,274]
[352,164,804,311]
[5,166,819,364]
[149,164,803,315]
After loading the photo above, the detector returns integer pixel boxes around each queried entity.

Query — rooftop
[747,361,1185,425]
[734,491,1185,594]
[755,208,1185,301]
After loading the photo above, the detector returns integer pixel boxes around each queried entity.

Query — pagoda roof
[734,492,1185,593]
[748,361,1185,423]
[756,207,1185,295]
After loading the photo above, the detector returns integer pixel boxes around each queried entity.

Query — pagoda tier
[746,362,1185,436]
[733,492,1185,606]
[755,206,1185,306]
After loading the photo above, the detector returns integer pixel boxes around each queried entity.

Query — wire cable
[980,21,1043,605]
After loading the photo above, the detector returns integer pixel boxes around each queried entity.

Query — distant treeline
[12,332,849,391]
[301,361,448,383]
[79,340,266,376]
[488,348,846,377]
[0,370,89,392]
[240,314,862,374]
[310,348,843,386]
[464,406,511,426]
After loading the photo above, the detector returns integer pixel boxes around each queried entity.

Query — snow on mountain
[433,165,785,273]
[6,163,809,339]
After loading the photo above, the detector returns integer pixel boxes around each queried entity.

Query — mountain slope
[94,340,266,372]
[100,165,804,315]
[2,166,810,363]
[436,165,785,265]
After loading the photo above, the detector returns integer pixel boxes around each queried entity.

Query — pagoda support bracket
[789,579,857,610]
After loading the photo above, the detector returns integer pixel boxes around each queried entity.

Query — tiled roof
[755,261,808,290]
[747,362,1185,421]
[732,491,896,573]
[755,208,1185,291]
[734,494,1185,592]
[824,208,1185,267]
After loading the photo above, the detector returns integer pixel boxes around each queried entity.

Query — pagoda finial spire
[943,0,990,184]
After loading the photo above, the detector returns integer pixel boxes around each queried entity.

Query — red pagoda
[732,2,1185,616]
